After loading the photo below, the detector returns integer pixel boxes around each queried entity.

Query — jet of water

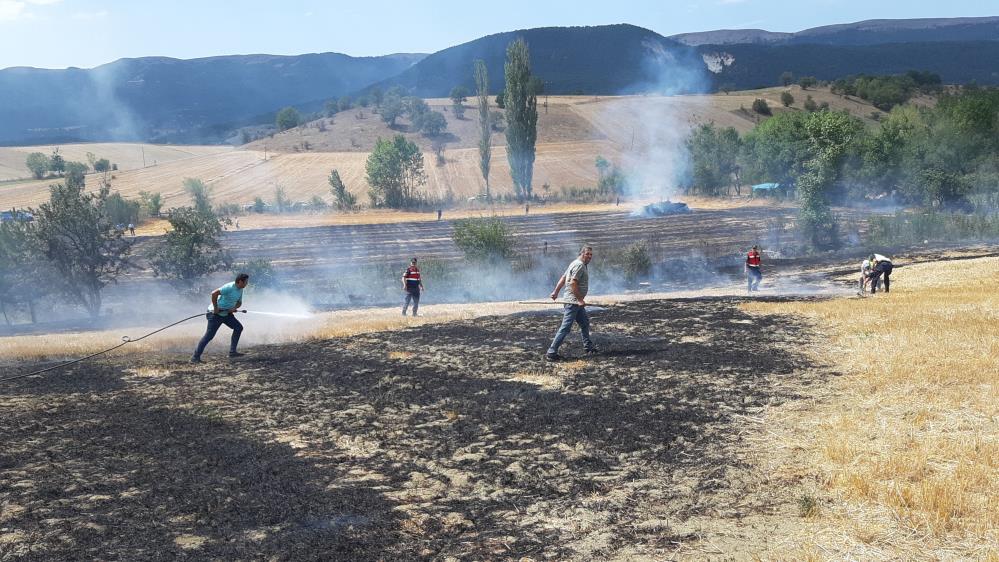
[244,310,313,320]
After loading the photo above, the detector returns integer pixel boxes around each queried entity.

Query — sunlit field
[742,257,999,559]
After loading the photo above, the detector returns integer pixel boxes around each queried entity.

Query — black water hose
[0,311,238,384]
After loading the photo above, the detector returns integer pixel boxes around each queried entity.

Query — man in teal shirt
[191,273,249,363]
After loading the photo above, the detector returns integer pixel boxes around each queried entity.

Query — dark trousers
[747,267,762,292]
[403,290,420,316]
[871,262,893,293]
[193,312,243,358]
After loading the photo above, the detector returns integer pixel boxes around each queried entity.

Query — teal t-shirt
[214,282,243,315]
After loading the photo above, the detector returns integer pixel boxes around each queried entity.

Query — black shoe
[545,353,563,362]
[585,347,600,355]
[190,356,203,364]
[228,351,245,358]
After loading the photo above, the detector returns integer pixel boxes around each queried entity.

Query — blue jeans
[192,312,243,358]
[547,304,594,355]
[747,267,762,292]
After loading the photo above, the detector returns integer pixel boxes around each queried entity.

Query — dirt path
[1,297,830,560]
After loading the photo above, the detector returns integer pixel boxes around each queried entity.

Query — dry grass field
[0,143,230,181]
[741,257,999,559]
[0,87,884,212]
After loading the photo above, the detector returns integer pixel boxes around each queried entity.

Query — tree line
[684,86,999,247]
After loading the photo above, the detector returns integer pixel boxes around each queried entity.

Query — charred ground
[1,296,829,559]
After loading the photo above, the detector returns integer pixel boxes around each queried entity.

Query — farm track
[0,297,828,559]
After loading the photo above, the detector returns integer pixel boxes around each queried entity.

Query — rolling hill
[0,53,425,146]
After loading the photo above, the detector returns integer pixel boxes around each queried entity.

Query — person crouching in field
[191,273,249,363]
[545,246,599,362]
[402,257,424,316]
[859,256,874,296]
[871,253,893,293]
[745,245,762,293]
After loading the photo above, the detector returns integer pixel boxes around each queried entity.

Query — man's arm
[550,274,566,300]
[233,299,242,312]
[211,289,221,314]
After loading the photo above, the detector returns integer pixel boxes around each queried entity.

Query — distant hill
[362,24,708,98]
[698,41,999,90]
[0,52,424,145]
[673,16,999,46]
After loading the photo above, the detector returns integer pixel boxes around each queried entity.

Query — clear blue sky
[1,0,995,69]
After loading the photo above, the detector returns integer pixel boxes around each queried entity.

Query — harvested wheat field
[3,252,998,559]
[0,143,231,181]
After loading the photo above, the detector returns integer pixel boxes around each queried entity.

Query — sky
[0,0,995,69]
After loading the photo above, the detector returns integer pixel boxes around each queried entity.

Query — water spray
[240,310,313,320]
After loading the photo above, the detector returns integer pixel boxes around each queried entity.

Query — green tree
[780,71,793,87]
[138,191,163,217]
[752,98,772,115]
[803,95,818,112]
[183,178,213,214]
[366,135,426,208]
[504,38,539,201]
[93,158,111,173]
[474,59,492,200]
[797,110,864,247]
[31,183,131,317]
[799,76,817,90]
[0,220,51,324]
[149,207,230,292]
[253,196,266,213]
[64,161,88,189]
[781,91,794,107]
[25,152,50,179]
[325,98,339,116]
[273,185,290,212]
[685,124,741,196]
[379,90,405,127]
[49,151,65,174]
[338,96,353,112]
[275,106,301,131]
[452,216,514,261]
[414,110,447,136]
[495,92,505,108]
[450,85,469,119]
[328,169,357,210]
[104,192,140,225]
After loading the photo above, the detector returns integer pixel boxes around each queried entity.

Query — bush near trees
[379,90,405,127]
[780,71,794,87]
[450,86,469,119]
[414,110,447,136]
[25,152,50,179]
[275,106,301,131]
[183,178,213,215]
[831,71,942,111]
[752,98,772,115]
[451,216,514,261]
[139,191,163,217]
[781,91,794,107]
[803,95,818,112]
[798,76,818,90]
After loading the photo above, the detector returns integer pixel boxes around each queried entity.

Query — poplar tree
[504,38,538,201]
[474,59,492,200]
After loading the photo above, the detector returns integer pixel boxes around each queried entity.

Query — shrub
[752,98,772,116]
[619,242,652,280]
[232,258,278,289]
[451,216,514,261]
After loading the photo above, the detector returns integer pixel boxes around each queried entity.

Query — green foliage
[831,71,941,110]
[232,258,278,289]
[495,92,504,108]
[475,59,492,199]
[138,191,163,217]
[685,124,742,196]
[752,98,772,115]
[183,178,213,215]
[104,192,140,225]
[273,185,290,212]
[595,156,627,195]
[309,195,327,210]
[64,161,87,189]
[867,211,999,247]
[25,152,50,179]
[32,183,131,317]
[379,90,405,127]
[366,135,426,208]
[504,38,539,202]
[798,76,817,90]
[780,71,793,87]
[450,85,468,119]
[0,220,52,322]
[781,91,794,107]
[275,106,301,131]
[328,169,357,210]
[324,98,339,116]
[338,96,353,112]
[618,242,652,281]
[451,216,514,261]
[149,207,230,292]
[49,152,65,174]
[252,196,266,213]
[93,158,111,173]
[803,95,818,112]
[414,110,447,136]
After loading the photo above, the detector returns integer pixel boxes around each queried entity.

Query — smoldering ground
[0,295,834,560]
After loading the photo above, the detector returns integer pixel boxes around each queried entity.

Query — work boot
[228,351,245,358]
[585,347,601,355]
[545,352,563,362]
[190,356,203,364]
